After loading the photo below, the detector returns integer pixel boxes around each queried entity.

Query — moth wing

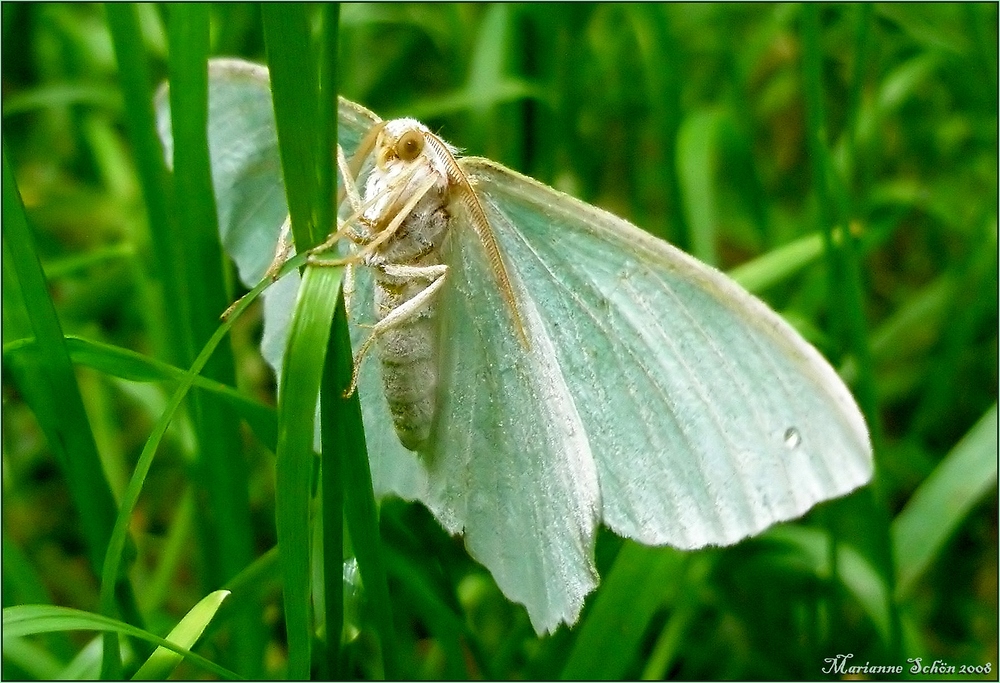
[155,58,381,286]
[419,200,603,634]
[460,157,873,550]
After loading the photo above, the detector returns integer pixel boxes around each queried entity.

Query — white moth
[335,118,524,452]
[157,59,874,635]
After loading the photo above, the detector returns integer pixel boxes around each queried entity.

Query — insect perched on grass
[157,58,873,634]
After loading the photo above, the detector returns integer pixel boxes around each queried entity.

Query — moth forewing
[424,181,602,633]
[461,157,872,547]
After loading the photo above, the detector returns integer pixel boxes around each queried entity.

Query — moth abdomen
[377,311,441,451]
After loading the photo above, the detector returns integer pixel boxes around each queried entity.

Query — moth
[157,58,873,634]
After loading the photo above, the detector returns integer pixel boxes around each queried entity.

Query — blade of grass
[275,264,344,678]
[262,4,320,252]
[316,4,339,248]
[911,219,997,438]
[728,232,824,294]
[261,6,331,678]
[382,544,482,677]
[802,4,879,435]
[320,292,346,679]
[676,108,722,267]
[132,590,231,680]
[316,6,347,678]
[2,605,238,680]
[628,4,686,244]
[106,2,188,364]
[142,489,196,614]
[639,555,713,680]
[801,4,899,660]
[561,544,685,679]
[329,288,399,678]
[2,145,144,675]
[94,250,306,681]
[196,547,284,657]
[893,404,998,598]
[3,336,277,452]
[1,538,76,663]
[164,9,262,674]
[763,525,892,645]
[1,636,67,680]
[104,8,186,670]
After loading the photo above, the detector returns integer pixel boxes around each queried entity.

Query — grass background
[2,3,997,679]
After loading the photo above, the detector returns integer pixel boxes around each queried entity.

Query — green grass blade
[801,4,899,659]
[2,536,78,664]
[132,590,231,680]
[275,264,344,678]
[317,7,345,677]
[103,7,183,668]
[764,525,892,645]
[93,253,292,679]
[2,605,239,680]
[163,12,261,672]
[105,2,188,364]
[893,405,998,598]
[262,4,320,251]
[319,291,346,678]
[628,5,686,244]
[260,6,343,677]
[316,4,339,246]
[728,232,825,294]
[142,489,196,614]
[3,336,278,452]
[561,544,685,679]
[2,145,142,633]
[2,635,67,680]
[330,289,399,678]
[676,108,721,267]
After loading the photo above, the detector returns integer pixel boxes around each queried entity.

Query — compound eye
[396,129,425,162]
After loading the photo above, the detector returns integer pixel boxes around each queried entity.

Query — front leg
[345,263,449,396]
[309,173,437,268]
[264,216,294,281]
[221,215,293,320]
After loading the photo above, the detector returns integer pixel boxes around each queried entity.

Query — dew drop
[783,427,802,450]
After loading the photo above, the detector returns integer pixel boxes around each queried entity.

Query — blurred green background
[2,3,996,680]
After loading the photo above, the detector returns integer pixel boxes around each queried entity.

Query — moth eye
[396,129,425,162]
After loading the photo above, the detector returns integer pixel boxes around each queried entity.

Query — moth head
[376,119,430,171]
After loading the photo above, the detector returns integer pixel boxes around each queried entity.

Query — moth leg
[337,143,365,216]
[309,174,437,267]
[344,263,448,397]
[307,217,373,267]
[221,215,293,321]
[264,216,294,281]
[307,144,370,264]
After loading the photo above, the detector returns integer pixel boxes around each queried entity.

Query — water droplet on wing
[783,427,802,450]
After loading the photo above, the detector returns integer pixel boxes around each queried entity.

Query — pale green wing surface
[410,213,603,634]
[460,157,873,550]
[155,58,381,286]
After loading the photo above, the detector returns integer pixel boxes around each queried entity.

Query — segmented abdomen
[370,202,450,452]
[374,265,442,451]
